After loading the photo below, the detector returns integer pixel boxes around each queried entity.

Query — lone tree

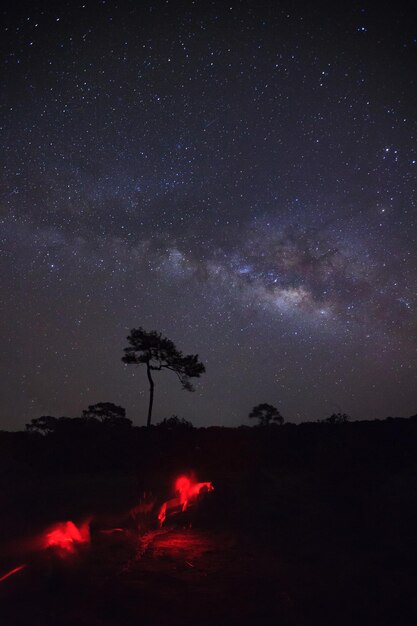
[122,327,205,427]
[249,403,284,426]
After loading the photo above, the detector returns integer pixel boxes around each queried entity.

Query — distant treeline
[1,413,417,476]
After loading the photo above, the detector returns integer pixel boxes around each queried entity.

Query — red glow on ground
[158,475,214,526]
[0,564,26,584]
[43,520,90,554]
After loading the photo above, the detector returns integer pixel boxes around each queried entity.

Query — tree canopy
[26,415,60,435]
[26,403,131,435]
[82,402,132,428]
[156,415,194,430]
[249,403,284,426]
[321,412,350,424]
[122,327,205,426]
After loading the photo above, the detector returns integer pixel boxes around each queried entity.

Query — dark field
[1,420,417,625]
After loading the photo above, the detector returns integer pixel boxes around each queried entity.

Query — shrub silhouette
[322,412,350,424]
[157,415,194,430]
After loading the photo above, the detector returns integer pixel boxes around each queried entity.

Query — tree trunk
[146,363,154,427]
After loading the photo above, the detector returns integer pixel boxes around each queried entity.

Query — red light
[43,520,90,554]
[0,564,26,584]
[158,474,213,526]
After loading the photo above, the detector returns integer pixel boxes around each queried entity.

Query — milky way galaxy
[1,1,415,428]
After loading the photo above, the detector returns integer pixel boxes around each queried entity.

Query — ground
[2,520,417,626]
[1,463,417,625]
[1,524,293,626]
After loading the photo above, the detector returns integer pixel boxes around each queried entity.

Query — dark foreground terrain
[1,419,417,625]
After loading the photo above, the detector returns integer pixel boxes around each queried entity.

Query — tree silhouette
[25,415,100,435]
[122,327,205,427]
[26,403,132,435]
[249,403,284,426]
[157,415,194,430]
[82,402,132,428]
[26,415,60,435]
[322,412,350,424]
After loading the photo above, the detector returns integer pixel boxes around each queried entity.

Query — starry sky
[1,0,416,430]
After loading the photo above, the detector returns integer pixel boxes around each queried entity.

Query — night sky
[1,1,416,430]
